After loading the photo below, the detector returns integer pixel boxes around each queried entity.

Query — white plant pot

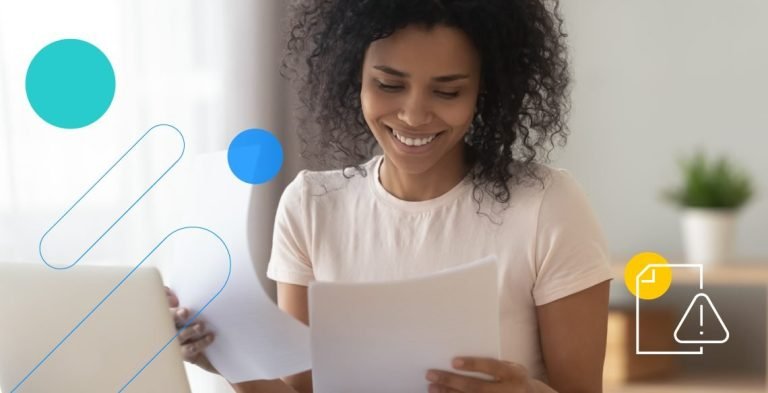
[681,208,737,265]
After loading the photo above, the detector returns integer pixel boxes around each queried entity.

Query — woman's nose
[397,94,433,127]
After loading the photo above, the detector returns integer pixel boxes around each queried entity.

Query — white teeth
[391,129,438,147]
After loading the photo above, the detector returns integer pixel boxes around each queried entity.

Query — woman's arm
[536,280,610,393]
[276,282,314,393]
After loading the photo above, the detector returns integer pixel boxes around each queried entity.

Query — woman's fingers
[172,307,189,328]
[181,333,214,360]
[426,371,484,393]
[165,291,217,372]
[426,358,531,393]
[178,321,208,344]
[165,286,179,307]
[451,357,526,381]
[165,291,216,372]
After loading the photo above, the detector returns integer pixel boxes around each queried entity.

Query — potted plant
[663,151,754,264]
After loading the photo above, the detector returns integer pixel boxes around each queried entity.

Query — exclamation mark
[699,304,704,335]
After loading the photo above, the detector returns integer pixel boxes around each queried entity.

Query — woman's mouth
[387,127,444,149]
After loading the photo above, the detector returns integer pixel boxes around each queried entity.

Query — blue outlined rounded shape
[26,39,115,129]
[16,226,232,392]
[38,124,185,270]
[227,129,284,184]
[18,123,231,392]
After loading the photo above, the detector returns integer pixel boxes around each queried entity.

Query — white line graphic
[636,264,706,355]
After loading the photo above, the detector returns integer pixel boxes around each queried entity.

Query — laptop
[0,262,191,393]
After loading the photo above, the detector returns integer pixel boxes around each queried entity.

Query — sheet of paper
[309,256,500,393]
[161,151,311,383]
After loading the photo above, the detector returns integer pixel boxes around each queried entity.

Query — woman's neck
[379,144,469,202]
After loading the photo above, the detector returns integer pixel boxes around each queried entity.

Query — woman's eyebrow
[373,65,470,82]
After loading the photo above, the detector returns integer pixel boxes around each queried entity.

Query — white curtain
[0,1,301,392]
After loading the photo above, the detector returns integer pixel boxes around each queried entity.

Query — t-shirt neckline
[369,155,471,213]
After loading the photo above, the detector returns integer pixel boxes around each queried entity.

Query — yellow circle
[624,252,672,300]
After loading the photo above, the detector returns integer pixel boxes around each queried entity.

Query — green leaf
[662,150,754,209]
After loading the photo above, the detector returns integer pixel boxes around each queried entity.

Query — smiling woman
[282,0,571,207]
[176,1,612,393]
[361,25,481,201]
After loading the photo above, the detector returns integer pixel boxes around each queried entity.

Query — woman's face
[360,24,481,175]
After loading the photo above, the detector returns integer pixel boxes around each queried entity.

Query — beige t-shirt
[266,155,613,380]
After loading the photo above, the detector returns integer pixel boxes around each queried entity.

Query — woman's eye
[436,91,459,99]
[376,82,403,92]
[375,81,458,99]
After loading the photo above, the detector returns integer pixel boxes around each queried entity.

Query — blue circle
[227,129,284,184]
[25,39,115,129]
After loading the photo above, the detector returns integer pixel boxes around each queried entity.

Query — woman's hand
[426,357,541,393]
[165,286,217,374]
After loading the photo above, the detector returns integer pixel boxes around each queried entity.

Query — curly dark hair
[282,0,571,205]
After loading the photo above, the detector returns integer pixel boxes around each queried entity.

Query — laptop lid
[0,262,191,392]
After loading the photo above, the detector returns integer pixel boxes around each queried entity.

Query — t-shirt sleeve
[266,171,315,286]
[532,169,614,306]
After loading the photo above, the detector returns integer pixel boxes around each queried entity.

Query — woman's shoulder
[507,162,584,203]
[479,162,593,226]
[513,163,598,229]
[282,156,378,200]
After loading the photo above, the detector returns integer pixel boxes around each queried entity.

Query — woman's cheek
[361,88,399,118]
[437,101,475,128]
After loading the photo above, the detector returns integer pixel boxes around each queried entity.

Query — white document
[309,256,500,393]
[162,151,311,383]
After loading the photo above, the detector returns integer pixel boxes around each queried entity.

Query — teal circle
[25,39,115,129]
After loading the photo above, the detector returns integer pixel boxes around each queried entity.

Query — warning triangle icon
[674,293,729,344]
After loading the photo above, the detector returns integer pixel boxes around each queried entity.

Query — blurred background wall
[557,0,768,259]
